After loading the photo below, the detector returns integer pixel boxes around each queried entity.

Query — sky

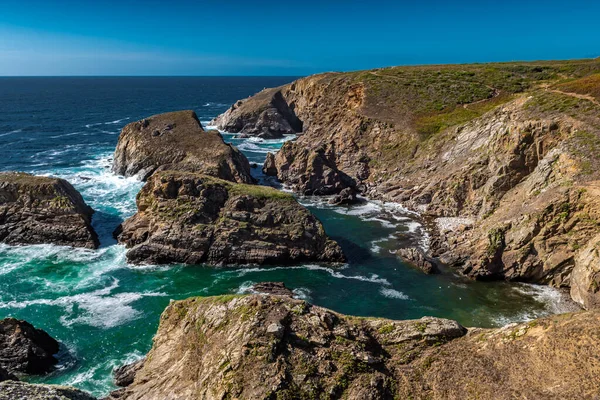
[0,0,598,76]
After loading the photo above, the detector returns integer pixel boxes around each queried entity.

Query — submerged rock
[0,172,98,249]
[115,170,344,266]
[396,247,440,274]
[112,110,253,183]
[0,381,96,400]
[0,318,60,374]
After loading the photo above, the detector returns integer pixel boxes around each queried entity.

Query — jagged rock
[251,282,294,297]
[112,110,253,183]
[262,152,277,176]
[115,170,344,265]
[113,358,145,387]
[212,89,302,139]
[328,187,359,206]
[0,318,59,374]
[396,247,439,274]
[212,60,600,305]
[570,233,600,309]
[113,294,600,399]
[111,294,466,399]
[0,172,98,249]
[0,381,96,400]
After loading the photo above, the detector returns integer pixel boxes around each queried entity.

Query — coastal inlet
[0,77,576,397]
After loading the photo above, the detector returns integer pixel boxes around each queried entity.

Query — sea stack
[112,110,254,183]
[115,170,344,266]
[0,172,98,249]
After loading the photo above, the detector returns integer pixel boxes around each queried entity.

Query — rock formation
[211,88,302,139]
[110,294,600,400]
[115,170,344,265]
[0,318,60,374]
[112,110,253,183]
[214,60,600,307]
[396,247,439,274]
[113,358,145,388]
[250,281,294,297]
[0,381,96,400]
[0,172,98,249]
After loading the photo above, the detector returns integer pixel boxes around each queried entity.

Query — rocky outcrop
[0,381,96,400]
[215,59,600,305]
[250,282,294,297]
[112,110,253,183]
[113,358,145,387]
[0,318,59,374]
[211,88,302,139]
[0,172,98,249]
[113,294,600,400]
[328,187,359,206]
[112,294,466,399]
[0,368,16,383]
[396,247,439,274]
[115,170,344,265]
[570,233,600,309]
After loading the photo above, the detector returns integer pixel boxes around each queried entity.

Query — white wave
[236,142,271,154]
[0,129,22,137]
[292,287,312,301]
[380,287,410,300]
[85,122,103,128]
[0,278,166,328]
[49,131,83,139]
[104,117,130,125]
[233,264,390,285]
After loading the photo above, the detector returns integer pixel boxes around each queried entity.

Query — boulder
[0,172,98,249]
[0,367,16,383]
[396,247,440,274]
[262,152,277,176]
[328,187,359,205]
[115,170,344,266]
[0,318,60,374]
[0,381,96,400]
[112,110,253,183]
[250,282,294,297]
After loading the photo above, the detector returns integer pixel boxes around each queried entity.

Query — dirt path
[547,88,600,107]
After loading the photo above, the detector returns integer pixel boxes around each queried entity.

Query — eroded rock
[115,170,344,265]
[0,172,98,249]
[112,110,253,183]
[0,318,59,374]
[396,247,439,274]
[0,381,96,400]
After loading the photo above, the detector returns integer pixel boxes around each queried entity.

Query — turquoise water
[0,78,573,397]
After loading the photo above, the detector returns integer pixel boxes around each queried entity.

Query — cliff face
[112,294,600,400]
[115,171,344,265]
[214,60,600,307]
[112,110,253,183]
[0,172,98,249]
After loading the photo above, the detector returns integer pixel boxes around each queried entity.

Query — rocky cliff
[0,381,96,400]
[214,60,600,308]
[111,293,600,400]
[0,172,98,249]
[112,110,253,183]
[115,170,344,265]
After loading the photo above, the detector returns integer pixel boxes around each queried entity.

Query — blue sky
[0,0,598,76]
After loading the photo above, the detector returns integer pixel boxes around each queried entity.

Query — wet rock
[115,171,344,266]
[328,187,359,205]
[396,247,440,274]
[0,318,60,374]
[262,152,278,176]
[113,358,145,387]
[251,282,294,297]
[112,110,253,183]
[0,381,96,400]
[0,172,98,249]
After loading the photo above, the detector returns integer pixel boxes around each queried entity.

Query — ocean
[0,77,574,396]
